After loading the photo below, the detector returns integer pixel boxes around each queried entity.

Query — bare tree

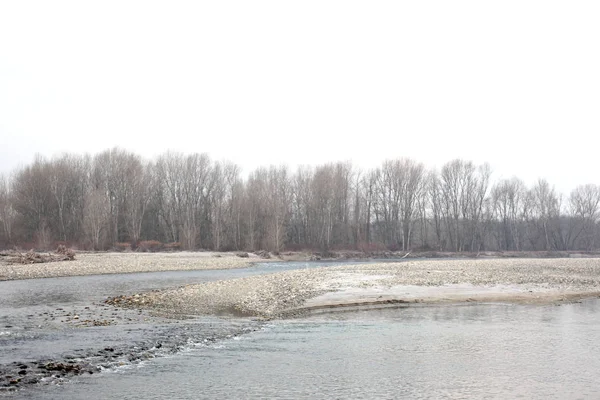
[529,179,561,250]
[400,159,426,251]
[83,189,110,250]
[361,170,377,248]
[290,166,313,248]
[154,152,214,249]
[311,165,336,251]
[244,168,268,250]
[11,155,54,246]
[0,174,16,245]
[569,184,600,250]
[491,177,526,250]
[47,154,90,243]
[267,165,291,252]
[428,171,445,250]
[124,161,154,247]
[6,147,600,253]
[92,148,144,245]
[439,159,473,251]
[209,162,241,250]
[438,160,491,252]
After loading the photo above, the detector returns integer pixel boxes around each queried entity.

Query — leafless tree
[124,161,153,247]
[11,155,54,246]
[438,160,491,252]
[210,162,241,250]
[0,174,16,245]
[569,184,600,250]
[491,177,527,250]
[428,171,445,250]
[244,168,268,251]
[311,165,336,251]
[267,165,291,252]
[83,189,110,250]
[5,147,600,254]
[92,148,144,244]
[529,179,561,250]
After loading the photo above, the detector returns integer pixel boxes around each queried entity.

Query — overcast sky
[1,1,598,193]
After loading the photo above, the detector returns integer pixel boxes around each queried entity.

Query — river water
[3,260,600,399]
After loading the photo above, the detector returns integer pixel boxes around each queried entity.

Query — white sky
[1,1,599,194]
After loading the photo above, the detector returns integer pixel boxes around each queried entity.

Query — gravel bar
[110,258,600,318]
[0,252,258,281]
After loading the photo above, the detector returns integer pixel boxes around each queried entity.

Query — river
[2,260,600,399]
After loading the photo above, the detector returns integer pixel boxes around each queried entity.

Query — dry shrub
[55,245,76,260]
[164,242,181,251]
[137,240,164,252]
[114,242,132,252]
[9,246,75,264]
[253,250,271,259]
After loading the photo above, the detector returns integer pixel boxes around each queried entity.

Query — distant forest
[0,148,599,253]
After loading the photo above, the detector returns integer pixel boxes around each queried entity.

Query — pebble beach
[105,257,600,318]
[0,252,258,281]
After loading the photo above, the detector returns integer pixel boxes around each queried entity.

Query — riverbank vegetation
[1,148,599,253]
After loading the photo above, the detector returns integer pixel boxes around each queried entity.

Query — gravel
[111,258,600,318]
[0,252,259,281]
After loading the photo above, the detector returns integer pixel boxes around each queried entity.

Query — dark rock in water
[21,376,38,385]
[17,370,26,376]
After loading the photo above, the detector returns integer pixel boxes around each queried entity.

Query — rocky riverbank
[0,301,262,393]
[107,258,600,318]
[0,252,261,281]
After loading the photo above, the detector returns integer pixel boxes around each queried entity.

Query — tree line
[1,148,599,253]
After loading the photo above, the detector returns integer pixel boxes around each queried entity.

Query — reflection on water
[29,299,600,400]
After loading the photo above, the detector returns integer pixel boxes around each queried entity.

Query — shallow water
[3,259,600,399]
[0,258,391,308]
[0,259,393,392]
[23,299,600,400]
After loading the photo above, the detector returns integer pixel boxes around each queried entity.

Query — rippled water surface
[25,299,600,400]
[0,259,397,393]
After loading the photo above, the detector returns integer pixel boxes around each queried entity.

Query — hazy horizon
[2,1,599,194]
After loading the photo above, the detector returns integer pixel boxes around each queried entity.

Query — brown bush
[114,242,132,252]
[9,247,75,264]
[55,245,76,260]
[137,240,164,252]
[164,242,181,251]
[253,250,271,259]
